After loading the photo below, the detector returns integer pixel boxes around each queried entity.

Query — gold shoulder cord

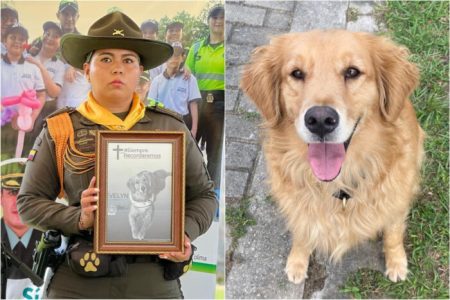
[47,113,95,198]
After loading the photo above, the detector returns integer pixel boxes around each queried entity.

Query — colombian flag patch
[28,149,37,161]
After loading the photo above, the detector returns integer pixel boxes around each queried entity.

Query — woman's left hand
[159,235,192,262]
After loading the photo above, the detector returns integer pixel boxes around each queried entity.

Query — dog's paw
[285,257,308,284]
[385,256,408,282]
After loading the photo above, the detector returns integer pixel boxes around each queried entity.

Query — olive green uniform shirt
[17,107,217,241]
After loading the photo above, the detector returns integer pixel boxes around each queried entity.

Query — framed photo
[94,131,185,254]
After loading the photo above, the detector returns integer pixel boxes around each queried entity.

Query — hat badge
[112,29,124,37]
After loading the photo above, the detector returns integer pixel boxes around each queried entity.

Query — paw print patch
[79,252,101,272]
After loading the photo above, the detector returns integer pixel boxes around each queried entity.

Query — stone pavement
[225,1,386,298]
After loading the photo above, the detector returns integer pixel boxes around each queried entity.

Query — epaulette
[147,104,184,123]
[45,106,76,120]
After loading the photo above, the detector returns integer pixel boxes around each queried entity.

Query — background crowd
[0,1,224,298]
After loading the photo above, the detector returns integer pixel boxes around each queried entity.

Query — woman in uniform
[17,11,216,298]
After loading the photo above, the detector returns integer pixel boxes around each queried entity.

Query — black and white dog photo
[127,169,171,240]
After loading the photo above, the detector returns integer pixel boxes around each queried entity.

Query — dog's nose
[304,106,339,138]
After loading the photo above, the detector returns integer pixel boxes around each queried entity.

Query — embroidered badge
[76,129,88,138]
[79,251,100,272]
[28,149,37,161]
[112,29,124,37]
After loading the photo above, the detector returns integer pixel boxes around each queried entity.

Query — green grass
[226,197,257,241]
[344,1,449,298]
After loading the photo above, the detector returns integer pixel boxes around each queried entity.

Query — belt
[201,90,224,103]
[125,255,159,264]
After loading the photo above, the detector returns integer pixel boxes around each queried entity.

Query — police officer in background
[185,5,224,195]
[1,172,42,299]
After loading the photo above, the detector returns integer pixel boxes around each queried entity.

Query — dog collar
[129,194,154,208]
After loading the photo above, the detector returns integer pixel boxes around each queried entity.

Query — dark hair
[5,24,28,40]
[1,7,18,20]
[208,5,224,19]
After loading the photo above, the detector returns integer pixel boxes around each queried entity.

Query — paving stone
[226,88,238,112]
[249,153,269,200]
[238,92,259,113]
[349,1,377,15]
[226,3,266,26]
[226,65,241,88]
[265,9,292,30]
[226,141,259,170]
[226,197,304,299]
[311,240,385,299]
[245,0,296,12]
[226,22,232,41]
[225,43,254,66]
[225,170,249,198]
[230,25,285,47]
[226,113,260,142]
[291,1,348,32]
[347,15,379,32]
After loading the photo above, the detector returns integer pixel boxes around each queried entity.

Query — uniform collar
[163,68,182,79]
[205,35,224,48]
[78,108,152,126]
[2,53,25,64]
[4,224,34,249]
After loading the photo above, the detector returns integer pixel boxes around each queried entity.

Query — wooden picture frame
[94,131,185,254]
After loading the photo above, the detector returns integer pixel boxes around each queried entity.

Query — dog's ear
[127,176,135,192]
[151,170,169,194]
[240,40,284,127]
[371,35,419,122]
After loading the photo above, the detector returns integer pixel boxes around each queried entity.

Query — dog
[127,169,171,240]
[241,30,424,284]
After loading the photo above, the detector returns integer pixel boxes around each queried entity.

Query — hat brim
[60,34,173,70]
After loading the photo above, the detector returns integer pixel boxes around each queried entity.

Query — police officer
[185,5,225,194]
[17,11,216,298]
[1,171,42,299]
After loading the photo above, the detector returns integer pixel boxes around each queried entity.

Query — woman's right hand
[79,176,99,230]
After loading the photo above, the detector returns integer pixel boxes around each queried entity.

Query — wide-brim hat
[60,11,173,70]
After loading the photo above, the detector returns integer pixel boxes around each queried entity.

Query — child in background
[149,42,200,138]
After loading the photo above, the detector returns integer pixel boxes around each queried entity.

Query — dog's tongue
[307,143,345,181]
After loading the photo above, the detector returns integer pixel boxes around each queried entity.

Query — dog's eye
[291,69,305,80]
[344,67,361,79]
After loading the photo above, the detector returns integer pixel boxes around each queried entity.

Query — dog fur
[241,30,424,283]
[127,169,171,240]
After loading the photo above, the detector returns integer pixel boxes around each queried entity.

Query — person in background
[165,21,183,43]
[185,5,225,195]
[141,19,159,40]
[135,71,151,105]
[1,7,19,55]
[52,0,90,109]
[141,19,165,80]
[17,11,216,298]
[29,0,80,56]
[1,172,42,300]
[1,24,46,158]
[149,42,200,138]
[57,0,80,34]
[25,21,65,152]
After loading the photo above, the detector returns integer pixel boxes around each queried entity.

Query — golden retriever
[241,30,424,284]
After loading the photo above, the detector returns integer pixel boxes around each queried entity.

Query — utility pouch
[162,244,197,281]
[67,236,127,277]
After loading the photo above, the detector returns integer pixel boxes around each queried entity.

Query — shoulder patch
[45,106,76,120]
[147,105,184,123]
